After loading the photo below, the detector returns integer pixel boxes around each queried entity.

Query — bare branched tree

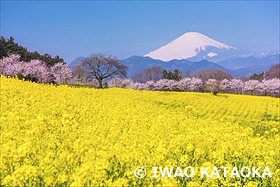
[184,70,192,78]
[266,64,280,79]
[132,66,163,83]
[73,64,89,83]
[80,54,127,88]
[194,68,232,82]
[194,68,232,93]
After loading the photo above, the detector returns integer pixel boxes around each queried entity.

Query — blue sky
[1,1,279,63]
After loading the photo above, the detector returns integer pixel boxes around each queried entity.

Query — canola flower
[0,76,279,186]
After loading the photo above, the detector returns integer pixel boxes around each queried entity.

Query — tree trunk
[98,79,103,88]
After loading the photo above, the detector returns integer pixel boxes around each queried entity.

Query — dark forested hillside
[0,36,64,66]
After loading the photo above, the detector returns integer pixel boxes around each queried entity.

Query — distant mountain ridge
[120,56,227,77]
[68,32,279,78]
[69,55,270,78]
[120,56,271,77]
[69,56,86,67]
[216,53,279,69]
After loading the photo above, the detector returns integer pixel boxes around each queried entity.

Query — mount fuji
[145,32,238,62]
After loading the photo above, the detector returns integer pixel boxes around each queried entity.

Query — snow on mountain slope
[145,32,237,61]
[207,52,218,57]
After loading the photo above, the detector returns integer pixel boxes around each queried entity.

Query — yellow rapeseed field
[1,76,279,186]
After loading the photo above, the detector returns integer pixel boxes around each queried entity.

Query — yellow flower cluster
[1,76,279,186]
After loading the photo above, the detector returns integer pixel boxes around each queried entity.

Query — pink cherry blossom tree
[258,79,280,96]
[154,79,170,90]
[189,78,203,92]
[178,78,203,92]
[51,62,73,84]
[178,78,192,91]
[220,79,231,92]
[108,78,123,88]
[121,79,133,88]
[0,54,24,76]
[229,79,244,94]
[244,80,259,95]
[206,79,220,95]
[23,59,53,83]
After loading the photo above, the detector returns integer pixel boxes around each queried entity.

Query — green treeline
[0,36,64,66]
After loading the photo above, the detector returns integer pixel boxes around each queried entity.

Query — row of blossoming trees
[0,54,73,84]
[108,77,280,97]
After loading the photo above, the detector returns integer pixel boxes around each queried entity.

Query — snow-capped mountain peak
[145,32,237,62]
